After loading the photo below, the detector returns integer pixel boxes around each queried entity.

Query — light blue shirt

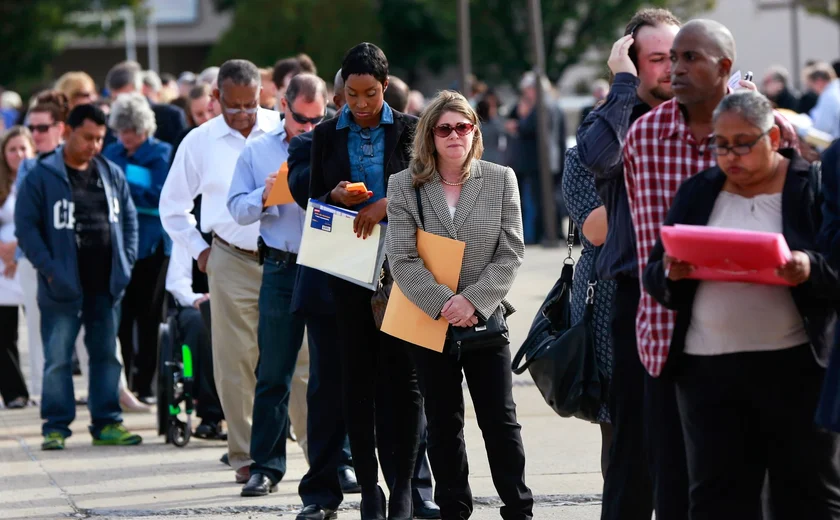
[810,79,840,139]
[227,124,305,253]
[336,102,394,209]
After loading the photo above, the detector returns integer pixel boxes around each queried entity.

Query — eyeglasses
[28,123,55,134]
[286,103,324,126]
[73,91,94,100]
[710,130,770,157]
[219,95,259,115]
[432,122,475,138]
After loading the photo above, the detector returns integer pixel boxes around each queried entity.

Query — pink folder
[659,224,794,286]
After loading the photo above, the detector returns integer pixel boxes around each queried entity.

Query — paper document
[297,199,387,290]
[660,224,793,286]
[381,230,466,352]
[264,162,295,207]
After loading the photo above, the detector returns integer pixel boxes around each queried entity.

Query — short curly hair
[109,92,157,135]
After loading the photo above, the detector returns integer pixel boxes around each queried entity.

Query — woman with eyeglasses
[385,90,532,520]
[309,43,422,520]
[644,90,840,518]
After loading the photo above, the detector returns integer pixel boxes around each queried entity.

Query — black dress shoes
[413,500,441,519]
[296,504,337,520]
[339,467,361,494]
[240,473,277,497]
[195,420,227,441]
[360,485,387,520]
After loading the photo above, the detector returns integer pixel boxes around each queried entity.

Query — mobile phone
[346,182,368,193]
[744,71,754,83]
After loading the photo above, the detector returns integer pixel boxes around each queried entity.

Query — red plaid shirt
[623,98,799,376]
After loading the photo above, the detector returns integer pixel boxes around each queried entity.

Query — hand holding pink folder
[660,224,794,286]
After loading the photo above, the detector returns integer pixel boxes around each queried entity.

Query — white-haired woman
[103,93,172,403]
[385,90,533,520]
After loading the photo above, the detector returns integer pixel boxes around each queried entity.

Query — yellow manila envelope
[381,230,465,352]
[264,162,294,207]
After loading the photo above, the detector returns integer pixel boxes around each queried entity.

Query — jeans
[250,257,306,483]
[41,292,122,438]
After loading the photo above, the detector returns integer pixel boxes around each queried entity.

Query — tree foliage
[210,0,714,88]
[0,0,144,91]
[801,0,840,25]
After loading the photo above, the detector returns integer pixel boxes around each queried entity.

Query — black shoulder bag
[414,187,509,358]
[511,222,607,422]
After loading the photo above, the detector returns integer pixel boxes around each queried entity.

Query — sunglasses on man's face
[28,123,55,134]
[432,122,475,138]
[287,104,324,126]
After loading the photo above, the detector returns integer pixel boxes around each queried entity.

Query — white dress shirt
[0,189,23,306]
[160,109,281,259]
[165,241,202,308]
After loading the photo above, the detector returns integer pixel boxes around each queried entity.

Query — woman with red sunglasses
[385,90,532,520]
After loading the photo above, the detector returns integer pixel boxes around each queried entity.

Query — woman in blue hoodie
[103,93,172,403]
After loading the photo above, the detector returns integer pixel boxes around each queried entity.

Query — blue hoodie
[103,137,172,259]
[14,146,138,310]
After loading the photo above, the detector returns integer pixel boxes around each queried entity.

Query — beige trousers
[206,240,261,471]
[289,331,309,463]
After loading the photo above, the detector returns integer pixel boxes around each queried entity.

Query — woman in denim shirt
[309,43,422,520]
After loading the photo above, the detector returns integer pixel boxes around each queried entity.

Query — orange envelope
[381,230,465,352]
[263,162,294,207]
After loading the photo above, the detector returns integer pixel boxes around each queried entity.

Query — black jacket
[309,109,417,206]
[151,102,188,146]
[643,150,839,365]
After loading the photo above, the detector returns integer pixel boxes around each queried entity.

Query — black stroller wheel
[168,421,190,448]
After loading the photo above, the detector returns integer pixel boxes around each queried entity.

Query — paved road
[0,245,605,519]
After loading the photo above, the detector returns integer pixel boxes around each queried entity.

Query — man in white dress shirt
[160,59,280,483]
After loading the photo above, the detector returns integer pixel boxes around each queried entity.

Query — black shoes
[296,504,337,520]
[360,485,387,520]
[195,420,227,441]
[240,473,277,497]
[339,467,361,494]
[413,500,441,519]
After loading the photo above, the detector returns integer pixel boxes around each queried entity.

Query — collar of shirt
[208,107,279,141]
[336,102,394,132]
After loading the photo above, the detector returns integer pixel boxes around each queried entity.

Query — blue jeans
[40,292,123,438]
[250,257,306,482]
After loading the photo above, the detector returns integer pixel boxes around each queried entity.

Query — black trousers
[677,345,840,520]
[119,246,168,397]
[329,278,422,490]
[175,307,223,422]
[412,343,534,520]
[0,306,28,405]
[601,277,689,520]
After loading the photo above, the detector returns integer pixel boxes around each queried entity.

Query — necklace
[440,174,468,186]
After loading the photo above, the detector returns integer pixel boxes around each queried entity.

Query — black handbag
[511,223,607,422]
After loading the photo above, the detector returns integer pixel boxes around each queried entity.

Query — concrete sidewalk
[0,246,605,519]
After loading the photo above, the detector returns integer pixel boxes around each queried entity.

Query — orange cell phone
[346,182,368,193]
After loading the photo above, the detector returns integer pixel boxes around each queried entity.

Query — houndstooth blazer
[385,159,525,321]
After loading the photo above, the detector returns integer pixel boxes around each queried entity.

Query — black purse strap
[565,217,576,265]
[415,186,425,231]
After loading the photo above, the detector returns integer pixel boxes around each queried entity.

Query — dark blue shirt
[576,72,650,280]
[336,102,394,209]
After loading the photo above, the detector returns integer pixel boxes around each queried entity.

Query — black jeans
[119,246,168,397]
[329,278,422,490]
[677,345,840,520]
[412,343,533,520]
[175,307,223,422]
[0,306,28,405]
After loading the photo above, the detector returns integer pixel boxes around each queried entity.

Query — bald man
[624,19,800,520]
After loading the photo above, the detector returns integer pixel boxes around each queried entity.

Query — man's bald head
[678,19,736,63]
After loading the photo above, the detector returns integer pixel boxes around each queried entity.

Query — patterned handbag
[371,261,393,330]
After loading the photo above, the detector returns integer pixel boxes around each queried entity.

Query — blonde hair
[410,90,483,187]
[0,126,34,205]
[55,71,96,101]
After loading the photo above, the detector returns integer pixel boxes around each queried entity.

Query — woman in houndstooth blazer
[385,91,533,520]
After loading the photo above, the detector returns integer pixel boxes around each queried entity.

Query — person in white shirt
[160,59,281,483]
[806,63,840,139]
[164,241,225,439]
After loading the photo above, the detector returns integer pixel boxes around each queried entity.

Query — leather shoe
[235,466,250,484]
[296,504,337,520]
[413,500,441,519]
[339,467,361,494]
[241,473,277,497]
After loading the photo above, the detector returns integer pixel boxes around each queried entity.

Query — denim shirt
[336,102,394,209]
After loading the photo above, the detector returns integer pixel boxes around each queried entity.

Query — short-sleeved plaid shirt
[623,98,799,377]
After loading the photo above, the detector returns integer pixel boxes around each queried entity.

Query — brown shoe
[235,466,250,484]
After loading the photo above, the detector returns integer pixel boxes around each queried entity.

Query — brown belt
[212,234,259,260]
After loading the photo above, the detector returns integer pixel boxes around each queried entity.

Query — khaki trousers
[289,331,309,462]
[207,240,261,471]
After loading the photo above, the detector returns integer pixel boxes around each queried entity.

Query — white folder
[297,199,387,291]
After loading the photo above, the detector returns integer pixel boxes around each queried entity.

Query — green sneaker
[92,424,143,446]
[42,432,66,451]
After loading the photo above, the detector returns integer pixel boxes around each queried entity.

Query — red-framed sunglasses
[432,122,475,138]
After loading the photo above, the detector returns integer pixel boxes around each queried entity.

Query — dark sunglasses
[287,104,324,126]
[432,122,475,138]
[28,123,55,133]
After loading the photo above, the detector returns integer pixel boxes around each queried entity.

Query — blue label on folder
[311,207,333,232]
